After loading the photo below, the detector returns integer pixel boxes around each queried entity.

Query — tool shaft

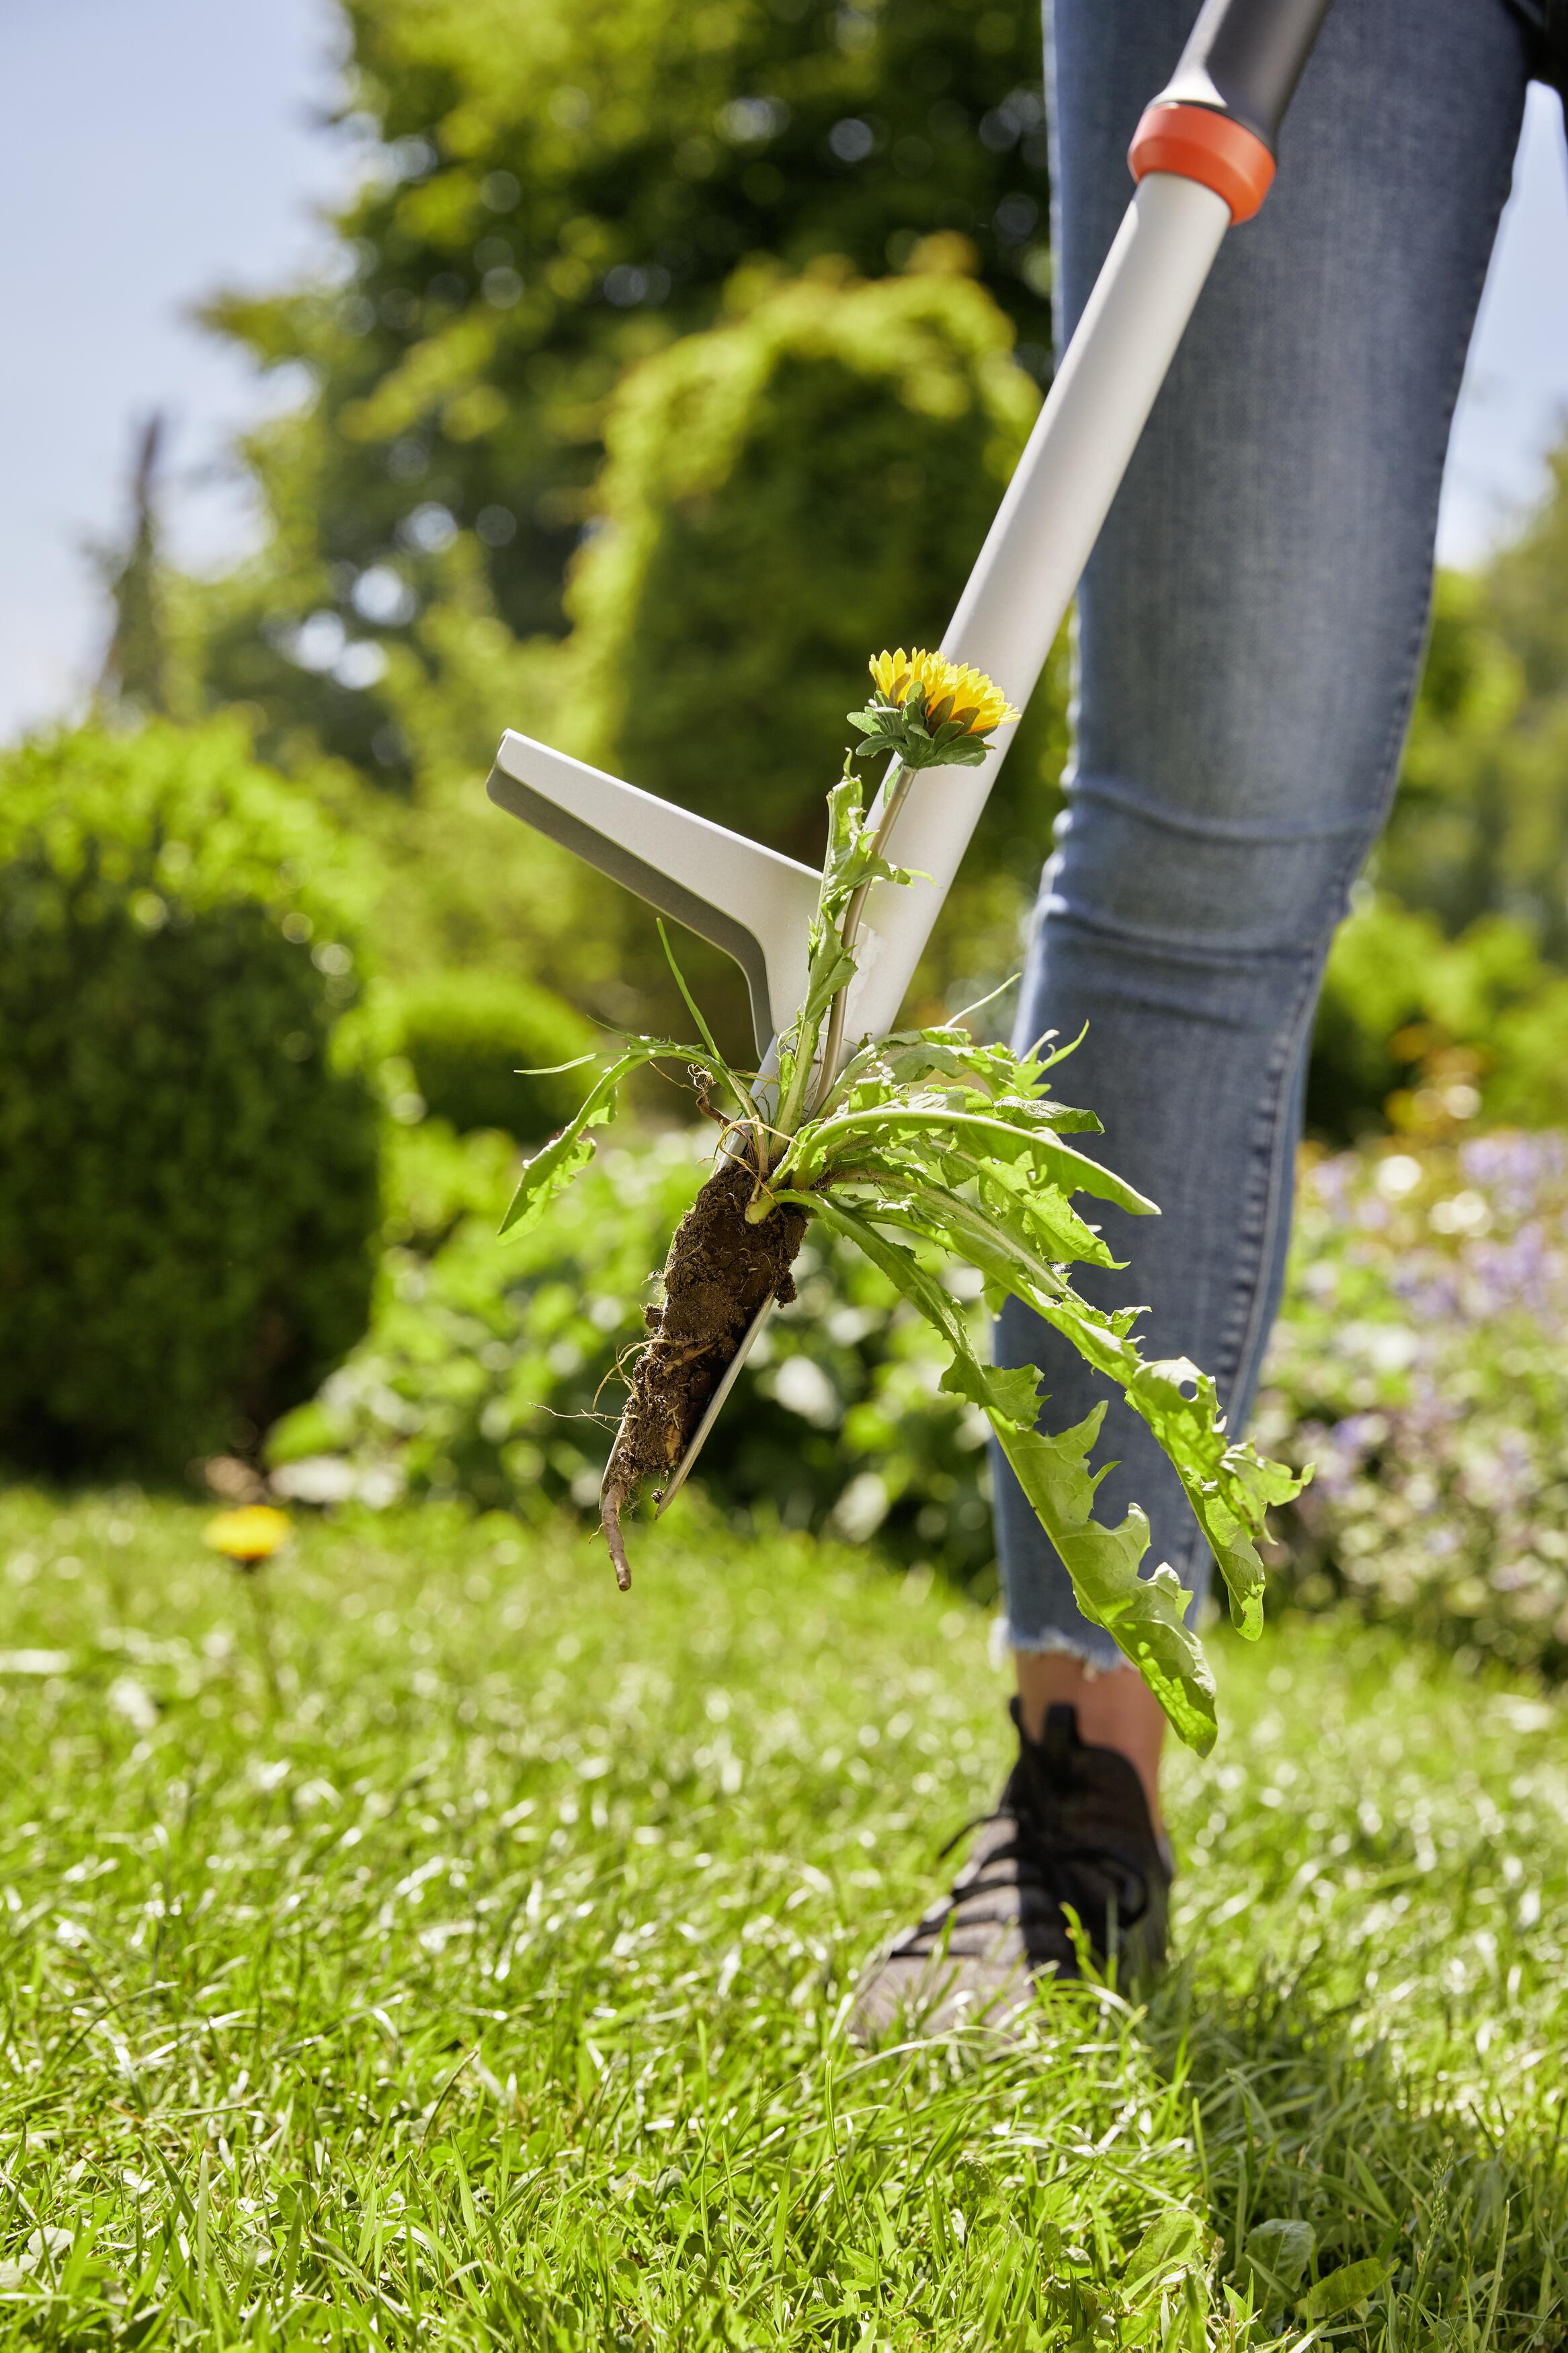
[836,170,1232,1047]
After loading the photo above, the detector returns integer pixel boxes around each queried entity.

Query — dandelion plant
[204,1503,292,1712]
[500,650,1307,1752]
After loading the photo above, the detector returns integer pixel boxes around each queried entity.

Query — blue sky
[0,0,353,736]
[2,1,1567,740]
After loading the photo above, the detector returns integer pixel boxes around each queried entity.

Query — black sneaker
[850,1699,1172,2038]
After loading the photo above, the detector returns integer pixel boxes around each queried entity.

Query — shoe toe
[848,1928,1034,2043]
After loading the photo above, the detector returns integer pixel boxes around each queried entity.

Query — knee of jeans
[1042,778,1364,961]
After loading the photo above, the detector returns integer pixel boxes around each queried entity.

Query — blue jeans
[995,0,1541,1663]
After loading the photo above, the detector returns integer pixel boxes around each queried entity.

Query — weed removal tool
[485,0,1332,1634]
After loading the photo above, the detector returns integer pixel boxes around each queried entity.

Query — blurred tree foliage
[94,417,174,719]
[570,263,1044,861]
[190,0,1053,786]
[1306,458,1568,1140]
[563,260,1066,1043]
[1380,534,1568,961]
[1309,891,1568,1145]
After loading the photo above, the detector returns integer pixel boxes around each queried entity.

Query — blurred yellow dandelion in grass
[204,1505,291,1567]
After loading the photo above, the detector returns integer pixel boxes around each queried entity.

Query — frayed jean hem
[992,1620,1130,1675]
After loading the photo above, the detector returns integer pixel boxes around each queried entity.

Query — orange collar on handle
[1128,102,1277,224]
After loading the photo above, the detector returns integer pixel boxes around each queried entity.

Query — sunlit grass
[0,1487,1563,2346]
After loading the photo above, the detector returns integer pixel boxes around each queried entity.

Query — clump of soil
[601,1150,807,1587]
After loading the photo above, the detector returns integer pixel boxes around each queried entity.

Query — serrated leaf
[957,1358,1043,1427]
[989,1089,1099,1131]
[858,1177,1068,1311]
[921,1146,1100,1244]
[797,1190,968,1355]
[788,1191,1216,1751]
[968,1160,1119,1269]
[798,941,858,1029]
[959,1375,1217,1756]
[825,1028,1093,1117]
[1125,1359,1309,1636]
[498,1043,660,1236]
[821,775,862,887]
[859,1127,1294,1621]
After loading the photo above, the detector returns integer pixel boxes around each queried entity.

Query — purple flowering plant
[1255,1131,1568,1673]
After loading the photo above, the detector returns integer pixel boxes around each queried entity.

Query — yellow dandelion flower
[856,647,1019,772]
[868,647,921,705]
[204,1505,291,1566]
[912,651,1019,737]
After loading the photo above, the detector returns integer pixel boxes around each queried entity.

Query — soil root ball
[600,1154,807,1586]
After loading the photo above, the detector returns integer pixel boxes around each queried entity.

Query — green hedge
[384,969,597,1142]
[0,719,382,1477]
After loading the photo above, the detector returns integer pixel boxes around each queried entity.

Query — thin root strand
[602,1484,633,1591]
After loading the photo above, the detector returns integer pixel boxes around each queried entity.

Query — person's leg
[997,0,1534,1763]
[851,0,1536,2042]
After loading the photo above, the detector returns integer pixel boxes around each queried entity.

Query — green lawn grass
[0,1488,1563,2348]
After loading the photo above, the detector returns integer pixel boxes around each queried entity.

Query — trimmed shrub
[386,969,597,1142]
[0,719,382,1477]
[567,265,1048,865]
